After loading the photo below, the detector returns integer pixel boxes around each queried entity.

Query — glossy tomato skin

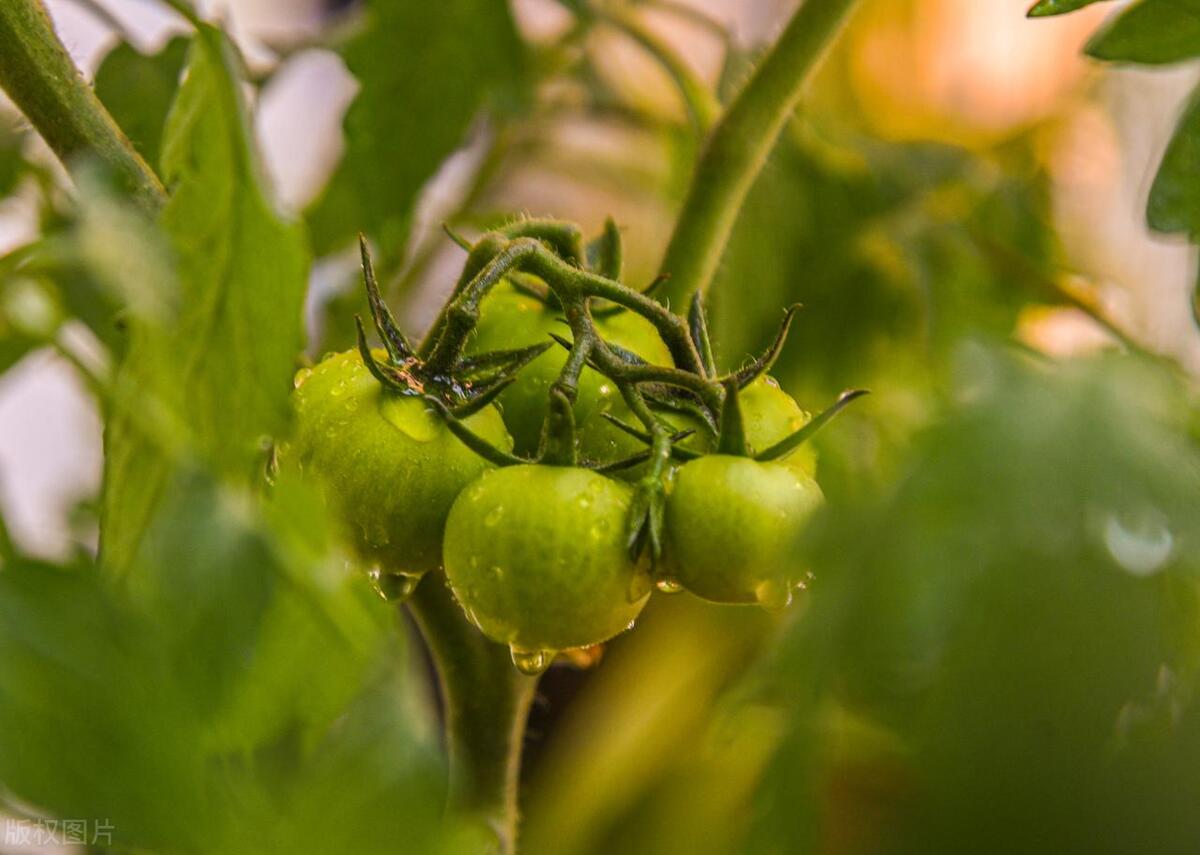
[740,376,817,476]
[289,349,512,578]
[663,455,823,605]
[443,464,652,653]
[578,375,818,479]
[469,280,672,456]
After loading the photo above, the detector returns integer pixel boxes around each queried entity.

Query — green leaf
[1086,0,1200,64]
[0,478,450,854]
[306,0,527,258]
[1027,0,1112,17]
[0,117,25,197]
[100,26,309,574]
[1148,82,1200,237]
[94,36,190,174]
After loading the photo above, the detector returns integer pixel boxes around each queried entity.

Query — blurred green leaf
[1148,82,1200,238]
[0,117,25,197]
[101,26,309,573]
[94,36,190,174]
[750,352,1200,854]
[1086,0,1200,64]
[0,474,449,854]
[1027,0,1112,17]
[307,0,527,258]
[0,274,61,373]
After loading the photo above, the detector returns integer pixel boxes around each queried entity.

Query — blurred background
[3,1,1200,853]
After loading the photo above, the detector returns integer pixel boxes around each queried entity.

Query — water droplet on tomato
[377,573,419,602]
[484,507,504,527]
[655,576,683,594]
[755,578,793,610]
[293,367,312,388]
[490,565,505,580]
[511,647,554,675]
[331,380,346,397]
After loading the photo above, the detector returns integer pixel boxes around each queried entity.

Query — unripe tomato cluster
[287,224,860,674]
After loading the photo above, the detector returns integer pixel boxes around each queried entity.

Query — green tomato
[443,464,652,670]
[469,280,672,455]
[740,376,817,477]
[578,375,817,479]
[288,349,512,581]
[663,455,824,607]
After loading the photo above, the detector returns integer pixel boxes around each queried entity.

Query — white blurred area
[0,0,1197,560]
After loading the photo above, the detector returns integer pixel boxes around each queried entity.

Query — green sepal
[423,396,526,467]
[687,293,717,377]
[455,341,553,379]
[452,376,516,419]
[359,235,414,364]
[600,414,702,461]
[355,316,415,394]
[585,216,623,281]
[727,304,801,388]
[756,389,869,462]
[442,222,473,252]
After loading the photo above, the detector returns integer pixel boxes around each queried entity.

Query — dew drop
[755,578,793,610]
[293,367,312,389]
[484,506,504,527]
[330,380,347,398]
[511,647,554,675]
[377,573,419,602]
[490,565,505,580]
[655,577,684,594]
[1104,511,1174,577]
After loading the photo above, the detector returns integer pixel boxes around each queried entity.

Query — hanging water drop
[377,573,419,602]
[755,578,793,610]
[293,367,312,388]
[511,647,554,675]
[655,576,684,594]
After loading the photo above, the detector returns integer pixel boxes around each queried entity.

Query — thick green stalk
[0,0,165,211]
[656,0,859,306]
[406,575,538,855]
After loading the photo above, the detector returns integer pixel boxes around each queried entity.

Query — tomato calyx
[353,235,553,416]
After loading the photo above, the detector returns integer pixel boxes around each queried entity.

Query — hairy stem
[406,575,538,855]
[656,0,859,306]
[0,0,165,211]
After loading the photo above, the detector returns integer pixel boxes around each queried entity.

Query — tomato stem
[406,575,538,855]
[0,0,166,212]
[656,0,860,306]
